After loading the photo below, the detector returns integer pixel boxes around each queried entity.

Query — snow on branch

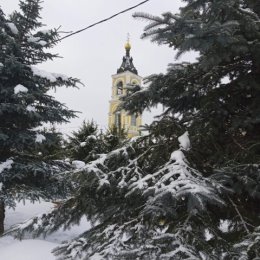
[7,134,225,259]
[0,159,14,174]
[28,36,47,46]
[6,22,18,34]
[14,84,28,94]
[35,133,46,143]
[30,66,69,83]
[233,226,260,259]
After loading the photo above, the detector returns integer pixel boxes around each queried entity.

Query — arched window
[116,81,123,95]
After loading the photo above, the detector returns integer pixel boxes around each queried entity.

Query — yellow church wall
[108,51,143,138]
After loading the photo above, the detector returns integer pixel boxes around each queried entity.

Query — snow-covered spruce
[120,2,260,259]
[0,0,80,234]
[65,120,112,163]
[9,135,225,259]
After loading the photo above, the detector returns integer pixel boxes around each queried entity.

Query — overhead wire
[56,0,151,42]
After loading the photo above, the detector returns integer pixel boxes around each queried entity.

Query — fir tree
[34,126,66,160]
[102,125,127,153]
[65,121,127,163]
[0,0,80,233]
[61,120,126,166]
[66,120,104,163]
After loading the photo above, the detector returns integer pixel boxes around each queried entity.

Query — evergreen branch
[231,136,246,151]
[228,196,250,235]
[248,142,260,151]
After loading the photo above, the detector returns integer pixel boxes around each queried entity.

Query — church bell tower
[108,40,142,138]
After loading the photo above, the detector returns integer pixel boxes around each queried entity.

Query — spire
[124,33,131,55]
[117,35,138,75]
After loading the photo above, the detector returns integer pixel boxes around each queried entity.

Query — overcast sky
[1,0,195,135]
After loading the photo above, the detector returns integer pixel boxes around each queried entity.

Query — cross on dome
[117,35,138,75]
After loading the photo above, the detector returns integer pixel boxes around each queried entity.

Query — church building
[108,41,142,138]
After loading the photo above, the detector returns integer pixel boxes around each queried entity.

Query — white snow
[204,228,214,241]
[38,29,52,35]
[30,66,68,82]
[6,22,18,34]
[98,178,110,189]
[240,7,256,15]
[28,37,47,46]
[0,182,3,191]
[0,200,91,260]
[35,133,46,143]
[170,150,185,163]
[38,40,47,46]
[186,34,194,39]
[72,160,86,169]
[178,131,190,150]
[0,159,14,174]
[121,232,132,242]
[220,76,230,84]
[90,253,104,260]
[87,135,97,140]
[0,62,3,67]
[26,105,36,112]
[0,238,58,260]
[4,201,53,230]
[27,36,41,43]
[14,84,28,94]
[80,142,87,147]
[30,66,57,82]
[219,219,230,233]
[0,201,55,260]
[173,112,183,120]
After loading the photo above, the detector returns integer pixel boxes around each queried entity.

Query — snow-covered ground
[0,201,90,260]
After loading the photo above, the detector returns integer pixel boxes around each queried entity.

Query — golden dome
[125,41,131,50]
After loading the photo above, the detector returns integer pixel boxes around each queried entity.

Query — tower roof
[117,41,138,75]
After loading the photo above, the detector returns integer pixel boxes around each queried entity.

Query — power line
[56,0,151,42]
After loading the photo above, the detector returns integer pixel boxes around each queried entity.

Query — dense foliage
[0,0,79,233]
[124,0,260,258]
[7,0,260,259]
[66,120,103,163]
[11,134,227,259]
[65,120,127,163]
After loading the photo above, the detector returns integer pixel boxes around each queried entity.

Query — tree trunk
[0,200,5,235]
